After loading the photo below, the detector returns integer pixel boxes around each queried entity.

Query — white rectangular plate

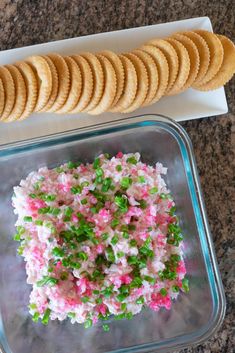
[0,16,228,145]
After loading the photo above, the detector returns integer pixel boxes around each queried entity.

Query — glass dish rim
[0,114,226,353]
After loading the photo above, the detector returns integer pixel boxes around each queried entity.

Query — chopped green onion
[23,216,33,222]
[121,303,127,311]
[29,193,37,199]
[81,198,88,205]
[136,296,144,304]
[96,168,104,178]
[129,239,137,247]
[149,187,158,194]
[182,278,189,292]
[122,231,129,239]
[35,220,43,226]
[172,285,180,293]
[120,177,132,189]
[96,298,103,304]
[127,256,138,265]
[17,245,24,255]
[102,324,110,332]
[38,207,50,214]
[93,290,100,295]
[106,247,115,263]
[55,167,64,173]
[42,308,51,325]
[84,319,93,329]
[111,219,119,228]
[102,233,109,241]
[71,186,81,194]
[160,288,168,297]
[33,182,41,190]
[126,156,137,165]
[13,233,21,241]
[116,165,122,172]
[76,251,88,261]
[67,312,76,319]
[116,293,127,302]
[93,158,100,170]
[126,312,133,320]
[138,176,145,183]
[32,312,40,322]
[117,251,124,258]
[143,276,156,285]
[29,303,37,310]
[111,235,119,245]
[81,296,90,303]
[52,247,65,257]
[37,276,58,287]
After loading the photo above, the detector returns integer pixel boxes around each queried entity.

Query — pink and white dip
[12,152,189,328]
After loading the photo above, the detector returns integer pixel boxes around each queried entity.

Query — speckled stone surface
[0,1,234,352]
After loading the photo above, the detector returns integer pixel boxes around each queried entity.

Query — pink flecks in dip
[12,153,189,328]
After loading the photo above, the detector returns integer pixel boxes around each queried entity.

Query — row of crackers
[0,30,235,122]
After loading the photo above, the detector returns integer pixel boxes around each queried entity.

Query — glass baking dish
[0,115,225,353]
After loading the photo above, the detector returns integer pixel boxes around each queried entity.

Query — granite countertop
[0,1,234,352]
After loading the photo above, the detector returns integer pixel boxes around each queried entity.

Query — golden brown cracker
[181,31,210,86]
[140,45,169,103]
[147,38,178,94]
[164,38,190,96]
[79,52,104,112]
[109,54,137,112]
[26,55,52,112]
[132,49,159,107]
[121,53,148,113]
[4,65,26,122]
[0,66,15,121]
[172,33,200,92]
[88,54,116,115]
[196,35,235,91]
[193,30,224,87]
[99,50,125,109]
[46,53,70,112]
[15,61,38,121]
[56,56,82,114]
[0,78,5,117]
[69,55,93,113]
[40,55,59,112]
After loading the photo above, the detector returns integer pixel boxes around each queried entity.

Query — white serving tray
[0,16,228,145]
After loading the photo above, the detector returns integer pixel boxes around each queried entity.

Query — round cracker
[26,55,52,112]
[172,33,200,92]
[0,66,15,121]
[164,38,190,96]
[15,61,38,121]
[69,55,93,113]
[147,38,179,93]
[88,54,116,115]
[46,53,70,112]
[98,50,124,109]
[56,56,82,114]
[196,35,235,91]
[121,53,148,113]
[109,54,137,112]
[79,52,104,112]
[40,55,59,112]
[4,65,26,122]
[140,45,169,103]
[0,78,5,117]
[181,31,210,86]
[193,30,224,87]
[132,49,159,107]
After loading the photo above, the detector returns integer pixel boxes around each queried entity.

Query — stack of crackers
[0,30,234,122]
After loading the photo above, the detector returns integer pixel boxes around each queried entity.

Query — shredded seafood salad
[12,152,189,330]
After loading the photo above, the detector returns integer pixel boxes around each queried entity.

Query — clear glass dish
[0,115,225,353]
